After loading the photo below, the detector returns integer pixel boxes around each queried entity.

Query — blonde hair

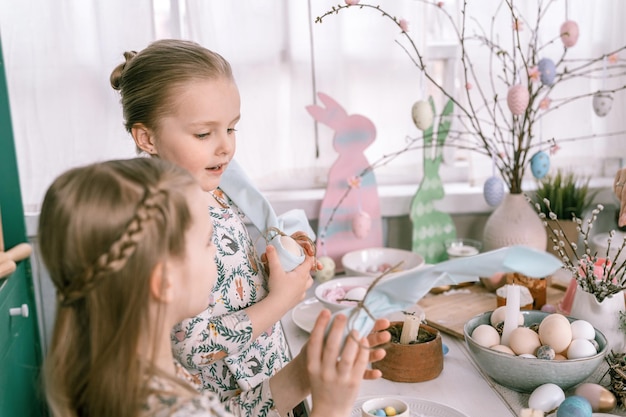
[110,39,234,151]
[39,158,197,417]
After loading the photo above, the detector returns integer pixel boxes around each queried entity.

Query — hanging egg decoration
[507,85,529,115]
[559,20,580,48]
[411,100,434,130]
[538,58,556,86]
[315,256,336,282]
[592,91,613,117]
[483,176,505,207]
[530,151,550,179]
[352,210,371,239]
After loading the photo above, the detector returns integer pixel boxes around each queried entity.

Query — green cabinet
[0,36,46,415]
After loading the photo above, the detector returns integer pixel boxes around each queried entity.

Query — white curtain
[1,0,625,212]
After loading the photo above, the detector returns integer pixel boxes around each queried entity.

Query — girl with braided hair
[39,157,387,417]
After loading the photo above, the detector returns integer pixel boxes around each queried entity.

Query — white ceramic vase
[569,286,626,354]
[482,193,547,252]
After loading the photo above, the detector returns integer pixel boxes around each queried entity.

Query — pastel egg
[490,344,515,355]
[530,151,550,179]
[574,383,617,412]
[507,84,529,115]
[570,320,595,340]
[345,286,367,301]
[555,395,592,417]
[280,235,304,257]
[352,210,371,239]
[560,20,580,48]
[538,58,557,86]
[538,314,572,353]
[483,176,505,206]
[528,383,566,413]
[314,256,336,282]
[593,91,613,117]
[567,338,597,359]
[472,324,500,348]
[490,306,524,327]
[509,327,541,355]
[411,100,434,130]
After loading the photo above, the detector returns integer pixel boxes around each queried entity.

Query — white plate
[291,297,324,333]
[352,396,469,417]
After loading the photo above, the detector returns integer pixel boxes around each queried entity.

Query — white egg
[472,324,501,348]
[528,383,565,413]
[344,286,367,301]
[570,320,596,340]
[567,338,597,359]
[411,100,434,130]
[519,353,537,359]
[314,256,336,282]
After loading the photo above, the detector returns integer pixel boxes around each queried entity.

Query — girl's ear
[132,123,158,155]
[149,262,173,303]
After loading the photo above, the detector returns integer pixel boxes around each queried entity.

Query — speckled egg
[560,20,580,48]
[352,210,371,239]
[538,58,557,86]
[314,256,336,282]
[536,345,556,360]
[483,176,505,206]
[555,395,592,417]
[530,151,550,179]
[411,100,434,130]
[507,84,529,115]
[592,91,613,117]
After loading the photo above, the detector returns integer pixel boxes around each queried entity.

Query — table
[281,287,519,417]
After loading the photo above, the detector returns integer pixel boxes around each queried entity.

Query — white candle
[500,284,521,346]
[400,314,420,344]
[446,245,480,259]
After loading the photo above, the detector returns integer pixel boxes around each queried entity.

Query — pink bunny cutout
[306,92,383,271]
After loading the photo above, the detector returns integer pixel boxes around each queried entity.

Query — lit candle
[500,284,520,346]
[400,314,420,344]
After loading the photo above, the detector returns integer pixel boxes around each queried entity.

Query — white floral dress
[171,189,291,417]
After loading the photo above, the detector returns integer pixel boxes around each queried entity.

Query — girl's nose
[215,131,234,155]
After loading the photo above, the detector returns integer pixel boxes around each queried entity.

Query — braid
[58,187,168,306]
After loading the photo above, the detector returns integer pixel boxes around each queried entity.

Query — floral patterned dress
[171,189,291,417]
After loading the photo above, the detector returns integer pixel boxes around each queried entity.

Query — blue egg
[442,343,449,355]
[556,395,592,417]
[530,151,550,179]
[373,409,386,417]
[538,58,556,86]
[483,176,505,207]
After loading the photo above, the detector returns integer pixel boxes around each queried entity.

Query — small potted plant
[530,169,597,259]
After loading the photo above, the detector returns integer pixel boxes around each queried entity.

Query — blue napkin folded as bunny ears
[332,245,562,342]
[220,159,315,271]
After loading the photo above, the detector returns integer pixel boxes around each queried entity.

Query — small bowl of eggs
[464,309,608,393]
[360,397,409,417]
[341,247,425,277]
[315,276,376,313]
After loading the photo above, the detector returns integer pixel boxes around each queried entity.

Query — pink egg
[560,20,579,48]
[352,210,371,239]
[507,84,529,115]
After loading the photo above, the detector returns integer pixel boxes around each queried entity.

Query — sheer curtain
[1,0,624,213]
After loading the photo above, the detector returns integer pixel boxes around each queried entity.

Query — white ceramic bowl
[361,397,410,417]
[341,247,425,277]
[315,276,376,313]
[464,310,608,393]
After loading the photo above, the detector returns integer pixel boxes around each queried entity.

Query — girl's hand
[363,318,391,380]
[264,245,314,310]
[307,310,369,417]
[614,168,626,227]
[290,231,323,271]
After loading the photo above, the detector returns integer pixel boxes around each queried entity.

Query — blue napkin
[333,245,562,341]
[220,159,315,271]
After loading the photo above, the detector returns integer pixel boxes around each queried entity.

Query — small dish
[351,396,468,417]
[291,297,324,333]
[360,397,409,417]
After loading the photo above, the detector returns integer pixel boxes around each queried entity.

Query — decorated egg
[483,176,505,207]
[352,210,371,239]
[574,383,617,412]
[592,91,613,117]
[507,84,529,115]
[411,100,434,130]
[560,20,580,48]
[314,256,336,282]
[538,58,556,86]
[530,151,550,179]
[555,395,592,417]
[528,383,566,413]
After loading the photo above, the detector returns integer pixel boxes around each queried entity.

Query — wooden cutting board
[418,284,566,339]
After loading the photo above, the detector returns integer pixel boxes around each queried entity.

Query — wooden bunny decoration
[410,97,456,263]
[306,93,383,272]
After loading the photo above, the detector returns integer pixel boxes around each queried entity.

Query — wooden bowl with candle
[372,318,443,383]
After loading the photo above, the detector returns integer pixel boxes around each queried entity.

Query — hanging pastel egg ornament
[411,100,434,130]
[483,176,505,207]
[314,256,336,282]
[506,84,529,115]
[352,210,371,239]
[530,151,550,179]
[538,58,557,86]
[592,91,613,117]
[555,395,592,417]
[560,20,580,48]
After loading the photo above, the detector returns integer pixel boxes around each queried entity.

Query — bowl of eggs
[341,247,425,277]
[360,397,409,417]
[464,309,608,393]
[315,276,376,313]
